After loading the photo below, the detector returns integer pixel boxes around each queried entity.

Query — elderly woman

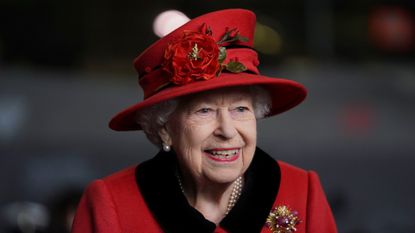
[72,9,337,233]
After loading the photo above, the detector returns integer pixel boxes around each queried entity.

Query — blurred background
[1,0,414,232]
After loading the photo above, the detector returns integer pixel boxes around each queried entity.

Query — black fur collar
[135,147,280,233]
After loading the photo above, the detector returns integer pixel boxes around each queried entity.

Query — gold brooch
[266,205,301,233]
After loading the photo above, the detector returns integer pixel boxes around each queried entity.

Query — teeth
[209,149,239,156]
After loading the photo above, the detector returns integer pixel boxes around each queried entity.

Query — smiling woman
[158,87,258,223]
[71,9,337,233]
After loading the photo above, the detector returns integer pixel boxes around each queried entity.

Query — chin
[204,168,243,184]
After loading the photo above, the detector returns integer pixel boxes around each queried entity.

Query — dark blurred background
[1,0,414,232]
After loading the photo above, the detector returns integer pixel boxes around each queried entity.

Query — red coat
[72,149,337,233]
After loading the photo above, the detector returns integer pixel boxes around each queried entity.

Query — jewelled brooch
[266,205,301,233]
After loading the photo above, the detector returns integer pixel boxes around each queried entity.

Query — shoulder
[274,160,309,200]
[80,166,139,195]
[277,160,324,188]
[254,148,318,187]
[93,165,145,204]
[101,165,138,187]
[73,165,164,233]
[79,165,140,206]
[71,167,139,233]
[276,160,324,194]
[277,160,308,176]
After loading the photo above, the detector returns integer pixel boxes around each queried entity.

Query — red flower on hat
[161,25,249,87]
[162,31,220,85]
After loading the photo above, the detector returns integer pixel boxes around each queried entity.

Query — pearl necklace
[225,176,243,215]
[176,174,243,216]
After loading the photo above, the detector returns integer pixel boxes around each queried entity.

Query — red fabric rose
[162,31,220,85]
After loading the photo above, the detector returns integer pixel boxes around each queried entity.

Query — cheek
[172,120,214,151]
[241,120,257,160]
[172,123,215,173]
[242,120,257,143]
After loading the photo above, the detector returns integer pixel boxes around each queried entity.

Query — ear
[158,125,172,146]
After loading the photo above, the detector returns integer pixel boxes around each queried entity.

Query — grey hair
[136,86,271,147]
[135,100,178,146]
[250,86,272,119]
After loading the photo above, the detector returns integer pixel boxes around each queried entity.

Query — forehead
[180,87,253,106]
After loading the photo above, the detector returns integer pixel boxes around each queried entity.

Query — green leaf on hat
[217,29,232,44]
[218,47,227,63]
[217,28,249,45]
[237,35,249,42]
[225,61,247,73]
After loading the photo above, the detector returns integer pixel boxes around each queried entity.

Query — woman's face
[161,87,257,184]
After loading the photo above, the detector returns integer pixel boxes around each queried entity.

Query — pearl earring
[162,143,171,152]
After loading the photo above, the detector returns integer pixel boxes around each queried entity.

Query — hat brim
[109,72,307,131]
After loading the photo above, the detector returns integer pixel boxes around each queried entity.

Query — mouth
[204,148,240,162]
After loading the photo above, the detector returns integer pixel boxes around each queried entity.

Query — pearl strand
[225,176,243,215]
[176,173,243,216]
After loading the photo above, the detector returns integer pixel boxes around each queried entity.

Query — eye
[235,106,250,112]
[197,108,211,114]
[230,105,255,120]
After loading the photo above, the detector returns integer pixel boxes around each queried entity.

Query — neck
[177,172,243,224]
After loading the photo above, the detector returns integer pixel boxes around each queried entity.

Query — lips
[204,148,240,162]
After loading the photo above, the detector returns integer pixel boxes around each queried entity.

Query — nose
[213,109,237,139]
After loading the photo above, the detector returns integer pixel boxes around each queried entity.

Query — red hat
[109,9,307,131]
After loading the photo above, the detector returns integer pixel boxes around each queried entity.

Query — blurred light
[338,104,376,137]
[0,96,27,144]
[253,22,283,55]
[1,202,49,232]
[369,6,415,52]
[153,10,190,38]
